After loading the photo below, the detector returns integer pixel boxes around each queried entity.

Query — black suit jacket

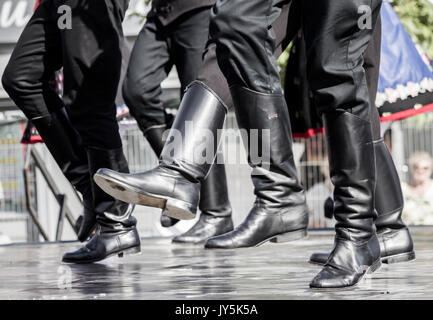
[148,0,215,26]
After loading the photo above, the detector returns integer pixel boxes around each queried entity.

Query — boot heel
[382,251,416,264]
[118,245,141,258]
[367,258,381,274]
[164,198,196,220]
[270,229,308,243]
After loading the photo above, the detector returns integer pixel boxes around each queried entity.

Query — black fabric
[209,0,289,94]
[123,7,211,132]
[3,0,129,149]
[284,16,382,140]
[197,1,293,108]
[148,0,215,26]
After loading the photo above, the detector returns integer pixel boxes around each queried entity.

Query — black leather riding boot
[31,108,97,242]
[205,86,308,249]
[173,155,234,244]
[94,81,227,221]
[62,147,140,264]
[310,139,415,266]
[144,126,180,228]
[310,111,380,289]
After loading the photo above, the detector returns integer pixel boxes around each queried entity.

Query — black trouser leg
[122,18,173,136]
[92,1,294,221]
[61,0,129,150]
[123,8,234,235]
[204,0,308,249]
[2,1,96,242]
[302,0,382,288]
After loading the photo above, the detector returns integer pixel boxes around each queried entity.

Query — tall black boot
[94,81,227,221]
[205,86,308,249]
[144,126,180,228]
[309,139,415,266]
[31,109,96,242]
[173,155,234,244]
[310,111,380,289]
[62,147,140,264]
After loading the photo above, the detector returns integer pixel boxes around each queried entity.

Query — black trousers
[2,0,129,149]
[207,0,381,122]
[123,8,211,133]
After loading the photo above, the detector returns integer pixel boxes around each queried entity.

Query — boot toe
[204,234,235,249]
[309,266,357,289]
[161,215,179,228]
[172,235,201,244]
[62,246,93,264]
[309,252,329,265]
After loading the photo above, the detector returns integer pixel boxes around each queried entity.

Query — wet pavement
[0,227,432,300]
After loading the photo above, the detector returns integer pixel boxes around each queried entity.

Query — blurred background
[0,0,432,244]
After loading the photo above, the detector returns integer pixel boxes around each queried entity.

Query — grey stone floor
[0,227,432,300]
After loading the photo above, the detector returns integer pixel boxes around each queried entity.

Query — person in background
[402,152,433,225]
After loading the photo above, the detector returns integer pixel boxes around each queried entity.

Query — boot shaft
[160,81,227,182]
[198,153,232,217]
[374,139,406,230]
[323,111,376,241]
[230,86,305,210]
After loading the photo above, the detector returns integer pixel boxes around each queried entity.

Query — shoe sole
[381,251,416,264]
[310,258,382,291]
[205,228,308,249]
[62,245,142,264]
[308,250,416,266]
[94,173,196,221]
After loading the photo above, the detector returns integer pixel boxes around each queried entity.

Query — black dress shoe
[63,147,140,264]
[62,226,141,264]
[173,214,234,244]
[310,236,381,289]
[205,206,308,249]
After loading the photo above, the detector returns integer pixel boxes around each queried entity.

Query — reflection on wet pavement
[0,228,431,299]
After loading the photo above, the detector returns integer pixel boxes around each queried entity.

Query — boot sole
[309,250,416,266]
[381,251,416,264]
[62,245,142,264]
[310,258,382,291]
[269,228,308,244]
[206,228,308,249]
[94,173,196,221]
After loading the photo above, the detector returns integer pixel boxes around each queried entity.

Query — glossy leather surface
[62,225,141,264]
[310,235,381,289]
[173,214,234,244]
[94,82,227,218]
[205,205,308,249]
[311,111,379,288]
[310,139,415,266]
[205,87,308,249]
